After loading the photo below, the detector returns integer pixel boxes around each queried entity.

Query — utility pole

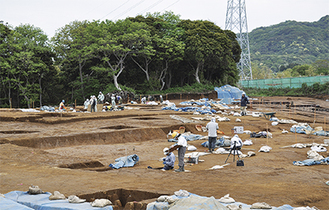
[225,0,252,80]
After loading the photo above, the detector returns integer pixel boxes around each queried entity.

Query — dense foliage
[0,12,240,108]
[249,15,329,74]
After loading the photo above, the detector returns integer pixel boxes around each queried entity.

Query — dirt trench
[0,96,329,209]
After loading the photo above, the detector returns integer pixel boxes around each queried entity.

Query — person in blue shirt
[240,93,249,116]
[162,147,176,171]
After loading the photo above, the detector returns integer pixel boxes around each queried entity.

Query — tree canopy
[0,11,241,108]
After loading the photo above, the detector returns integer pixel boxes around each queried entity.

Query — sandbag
[91,199,112,207]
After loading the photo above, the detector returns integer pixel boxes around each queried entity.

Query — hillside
[249,15,329,72]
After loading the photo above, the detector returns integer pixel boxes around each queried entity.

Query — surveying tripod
[224,141,241,163]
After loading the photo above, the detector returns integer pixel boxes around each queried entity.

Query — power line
[137,0,164,16]
[161,0,181,12]
[99,0,131,20]
[80,0,108,19]
[113,0,146,20]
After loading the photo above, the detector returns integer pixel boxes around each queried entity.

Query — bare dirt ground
[0,96,329,209]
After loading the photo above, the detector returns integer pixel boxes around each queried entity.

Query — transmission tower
[225,0,252,80]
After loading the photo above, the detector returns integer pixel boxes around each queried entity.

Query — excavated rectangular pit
[99,125,136,130]
[133,117,156,120]
[58,161,112,171]
[0,130,39,134]
[78,189,162,210]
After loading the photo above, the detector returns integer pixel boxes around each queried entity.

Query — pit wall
[9,128,167,149]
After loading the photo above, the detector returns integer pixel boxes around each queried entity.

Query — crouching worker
[168,132,187,172]
[162,147,175,171]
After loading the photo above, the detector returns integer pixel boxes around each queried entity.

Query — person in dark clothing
[240,93,249,116]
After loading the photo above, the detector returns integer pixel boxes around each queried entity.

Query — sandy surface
[0,96,328,209]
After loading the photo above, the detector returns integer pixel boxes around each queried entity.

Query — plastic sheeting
[290,124,313,134]
[168,134,204,142]
[201,137,225,148]
[40,106,55,112]
[147,192,298,210]
[293,157,329,166]
[109,154,139,169]
[3,191,113,210]
[214,85,246,104]
[162,106,216,115]
[169,195,227,210]
[0,197,34,210]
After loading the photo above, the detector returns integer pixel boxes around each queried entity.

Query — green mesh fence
[238,75,329,89]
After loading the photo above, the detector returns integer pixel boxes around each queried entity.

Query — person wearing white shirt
[206,117,219,153]
[168,132,187,172]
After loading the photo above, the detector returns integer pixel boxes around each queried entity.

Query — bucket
[187,156,199,164]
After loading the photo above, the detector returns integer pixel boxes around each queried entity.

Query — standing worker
[168,132,187,172]
[83,98,89,110]
[98,91,104,104]
[240,92,249,116]
[59,100,66,111]
[206,117,219,153]
[160,95,163,104]
[90,96,97,112]
[111,94,116,109]
[162,148,176,171]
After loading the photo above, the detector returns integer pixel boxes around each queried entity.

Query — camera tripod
[224,141,241,163]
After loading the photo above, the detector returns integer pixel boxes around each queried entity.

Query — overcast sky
[2,0,329,38]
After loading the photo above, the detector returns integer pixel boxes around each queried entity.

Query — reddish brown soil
[0,96,328,209]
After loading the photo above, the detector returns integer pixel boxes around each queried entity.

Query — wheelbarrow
[262,112,276,119]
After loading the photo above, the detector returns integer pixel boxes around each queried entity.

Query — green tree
[89,19,153,91]
[179,20,239,84]
[313,59,329,75]
[1,24,54,108]
[52,20,91,101]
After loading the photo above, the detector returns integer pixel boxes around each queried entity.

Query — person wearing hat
[240,92,249,116]
[59,100,66,111]
[168,132,187,172]
[98,91,104,104]
[162,147,176,171]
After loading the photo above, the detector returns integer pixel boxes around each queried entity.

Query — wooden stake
[314,108,316,123]
[295,127,297,144]
[324,116,326,131]
[266,123,269,145]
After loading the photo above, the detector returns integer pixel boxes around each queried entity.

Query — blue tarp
[168,134,204,142]
[0,197,34,210]
[109,154,139,169]
[293,157,329,166]
[201,137,225,148]
[290,125,314,134]
[162,106,216,114]
[214,85,247,104]
[146,192,296,210]
[3,191,112,210]
[40,106,55,111]
[313,130,329,136]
